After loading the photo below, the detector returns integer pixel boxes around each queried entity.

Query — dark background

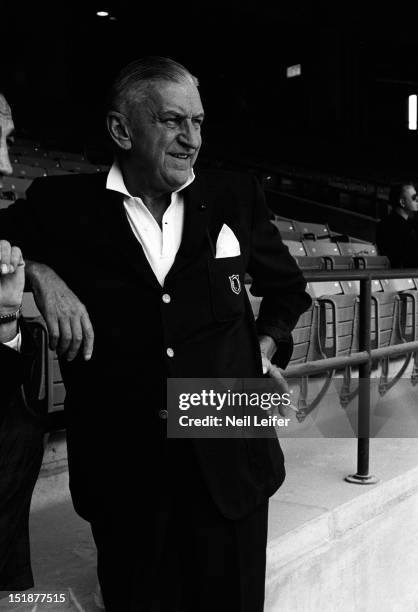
[3,0,418,175]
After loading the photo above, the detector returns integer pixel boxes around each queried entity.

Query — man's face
[0,95,14,190]
[401,185,418,215]
[126,79,204,196]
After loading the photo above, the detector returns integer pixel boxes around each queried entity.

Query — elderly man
[0,94,46,592]
[1,58,311,611]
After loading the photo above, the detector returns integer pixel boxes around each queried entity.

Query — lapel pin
[199,203,207,211]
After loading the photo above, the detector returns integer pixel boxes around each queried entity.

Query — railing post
[345,276,379,484]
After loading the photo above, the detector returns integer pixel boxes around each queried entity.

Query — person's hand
[0,240,25,313]
[25,261,94,361]
[261,358,297,418]
[259,334,297,418]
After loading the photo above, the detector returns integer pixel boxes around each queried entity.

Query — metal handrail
[285,268,418,484]
[303,269,418,281]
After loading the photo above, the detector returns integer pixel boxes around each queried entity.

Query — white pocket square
[215,224,241,258]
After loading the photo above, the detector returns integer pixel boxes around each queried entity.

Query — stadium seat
[303,240,340,258]
[60,160,100,173]
[306,280,343,298]
[283,240,306,257]
[47,168,73,176]
[18,156,60,169]
[48,150,85,161]
[381,278,415,292]
[353,255,390,270]
[1,176,33,198]
[370,291,402,350]
[294,256,325,271]
[293,221,330,240]
[271,218,296,233]
[278,229,305,242]
[290,302,322,364]
[12,163,47,178]
[317,294,359,358]
[337,241,378,257]
[303,239,353,270]
[340,279,383,294]
[10,145,47,157]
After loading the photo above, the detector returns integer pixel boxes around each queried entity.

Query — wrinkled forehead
[142,78,203,111]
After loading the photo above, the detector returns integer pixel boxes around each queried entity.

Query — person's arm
[0,239,24,342]
[247,177,312,365]
[0,180,94,361]
[25,261,94,361]
[0,241,26,405]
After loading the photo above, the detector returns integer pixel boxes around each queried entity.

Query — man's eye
[193,119,203,127]
[7,138,14,147]
[164,119,179,127]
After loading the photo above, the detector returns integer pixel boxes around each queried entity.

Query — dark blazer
[0,169,311,521]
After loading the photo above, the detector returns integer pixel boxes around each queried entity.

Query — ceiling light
[96,11,109,17]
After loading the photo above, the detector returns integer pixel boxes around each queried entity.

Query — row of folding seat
[10,142,87,161]
[9,158,109,178]
[284,239,383,273]
[272,216,332,240]
[246,280,418,367]
[1,162,110,201]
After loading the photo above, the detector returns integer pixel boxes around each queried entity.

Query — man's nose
[178,120,201,150]
[0,146,13,178]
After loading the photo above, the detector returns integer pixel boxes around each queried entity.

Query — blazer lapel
[97,185,161,290]
[166,173,212,281]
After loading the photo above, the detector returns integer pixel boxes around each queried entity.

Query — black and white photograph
[1,1,418,611]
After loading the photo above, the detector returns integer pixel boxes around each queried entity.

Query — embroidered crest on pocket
[229,274,241,295]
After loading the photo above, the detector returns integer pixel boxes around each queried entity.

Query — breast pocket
[207,255,245,322]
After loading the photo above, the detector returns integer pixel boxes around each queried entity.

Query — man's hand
[0,240,25,312]
[259,334,297,418]
[26,261,94,361]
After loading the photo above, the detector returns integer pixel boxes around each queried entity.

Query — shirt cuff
[2,332,22,352]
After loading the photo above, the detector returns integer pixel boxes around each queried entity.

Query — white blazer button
[166,348,174,357]
[162,294,171,303]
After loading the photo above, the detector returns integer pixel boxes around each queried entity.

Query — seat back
[317,294,359,358]
[337,241,378,256]
[1,176,33,198]
[12,163,47,179]
[283,240,306,257]
[293,221,330,239]
[290,302,323,364]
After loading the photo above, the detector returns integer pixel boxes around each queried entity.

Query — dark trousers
[90,441,269,612]
[0,397,45,592]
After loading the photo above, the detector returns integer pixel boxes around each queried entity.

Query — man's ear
[106,112,132,151]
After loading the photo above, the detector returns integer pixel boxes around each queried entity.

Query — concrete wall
[266,466,418,612]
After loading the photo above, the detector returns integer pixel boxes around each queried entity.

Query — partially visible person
[376,181,418,268]
[0,93,45,593]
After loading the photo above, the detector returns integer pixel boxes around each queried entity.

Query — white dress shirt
[106,162,194,286]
